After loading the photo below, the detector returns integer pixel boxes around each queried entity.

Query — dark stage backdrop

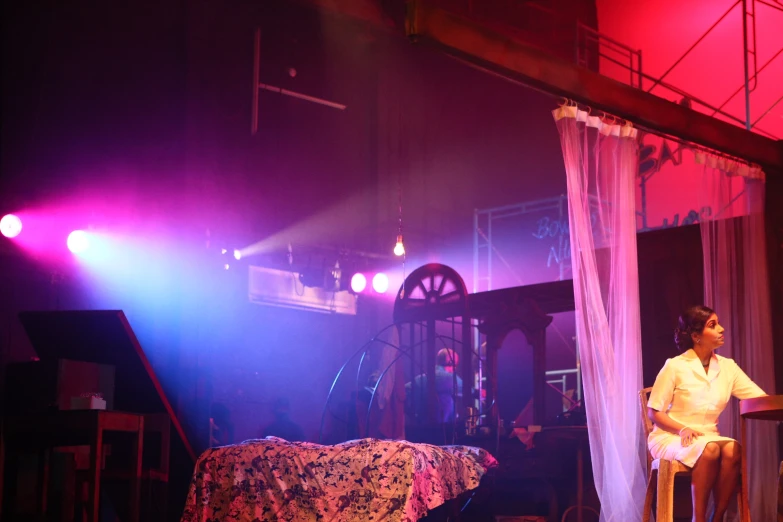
[637,224,704,387]
[181,1,574,278]
[7,0,733,451]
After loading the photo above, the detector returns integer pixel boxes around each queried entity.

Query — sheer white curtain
[697,153,777,522]
[554,105,647,522]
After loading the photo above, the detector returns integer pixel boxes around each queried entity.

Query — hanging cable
[395,119,407,296]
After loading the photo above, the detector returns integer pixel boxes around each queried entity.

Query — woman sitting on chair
[647,305,767,522]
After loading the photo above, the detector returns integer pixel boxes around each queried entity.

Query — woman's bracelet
[678,426,689,435]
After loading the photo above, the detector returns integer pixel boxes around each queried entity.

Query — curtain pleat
[699,160,777,522]
[554,106,647,522]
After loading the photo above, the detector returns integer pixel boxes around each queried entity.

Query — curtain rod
[558,97,760,168]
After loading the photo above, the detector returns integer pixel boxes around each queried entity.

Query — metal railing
[576,21,642,89]
[546,367,582,412]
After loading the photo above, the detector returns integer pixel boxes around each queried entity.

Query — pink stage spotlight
[67,230,90,254]
[350,273,367,293]
[0,214,23,238]
[372,273,389,294]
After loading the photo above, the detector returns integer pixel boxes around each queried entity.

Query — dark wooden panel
[469,279,575,317]
[636,225,704,387]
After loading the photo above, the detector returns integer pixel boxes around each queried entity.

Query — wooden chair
[103,413,171,521]
[777,460,782,522]
[639,387,749,522]
[1,410,144,522]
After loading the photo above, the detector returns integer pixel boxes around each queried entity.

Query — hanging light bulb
[393,234,405,256]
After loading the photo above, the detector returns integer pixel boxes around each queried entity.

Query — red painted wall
[596,0,783,139]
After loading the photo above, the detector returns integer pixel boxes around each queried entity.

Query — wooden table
[1,410,144,522]
[739,395,783,522]
[543,426,599,522]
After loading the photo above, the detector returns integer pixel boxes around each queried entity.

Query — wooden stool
[777,461,782,522]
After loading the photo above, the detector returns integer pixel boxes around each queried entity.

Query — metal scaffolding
[473,195,609,293]
[472,197,587,419]
[473,196,570,293]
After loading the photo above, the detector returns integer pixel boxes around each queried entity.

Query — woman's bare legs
[711,440,741,521]
[691,442,721,522]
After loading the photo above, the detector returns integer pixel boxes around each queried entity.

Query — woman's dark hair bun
[674,305,715,352]
[673,327,692,351]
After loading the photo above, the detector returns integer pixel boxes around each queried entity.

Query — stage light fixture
[0,214,22,238]
[298,267,325,288]
[372,273,389,294]
[233,249,242,260]
[327,261,343,292]
[350,273,367,293]
[67,230,90,254]
[393,234,405,256]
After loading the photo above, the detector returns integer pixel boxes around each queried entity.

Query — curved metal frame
[318,321,470,442]
[323,263,571,444]
[321,264,474,443]
[393,263,469,322]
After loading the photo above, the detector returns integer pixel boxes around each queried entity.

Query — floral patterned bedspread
[180,437,497,522]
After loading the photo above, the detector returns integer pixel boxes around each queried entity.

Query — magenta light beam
[372,273,389,294]
[67,230,90,254]
[0,214,23,238]
[351,273,367,293]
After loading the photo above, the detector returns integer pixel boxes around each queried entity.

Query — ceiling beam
[406,2,783,172]
[293,0,401,31]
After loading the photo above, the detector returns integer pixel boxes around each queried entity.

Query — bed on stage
[180,437,497,522]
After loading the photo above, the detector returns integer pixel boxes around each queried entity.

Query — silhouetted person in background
[262,397,305,442]
[210,402,234,447]
[406,348,463,423]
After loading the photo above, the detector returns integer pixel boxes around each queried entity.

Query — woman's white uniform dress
[647,348,765,467]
